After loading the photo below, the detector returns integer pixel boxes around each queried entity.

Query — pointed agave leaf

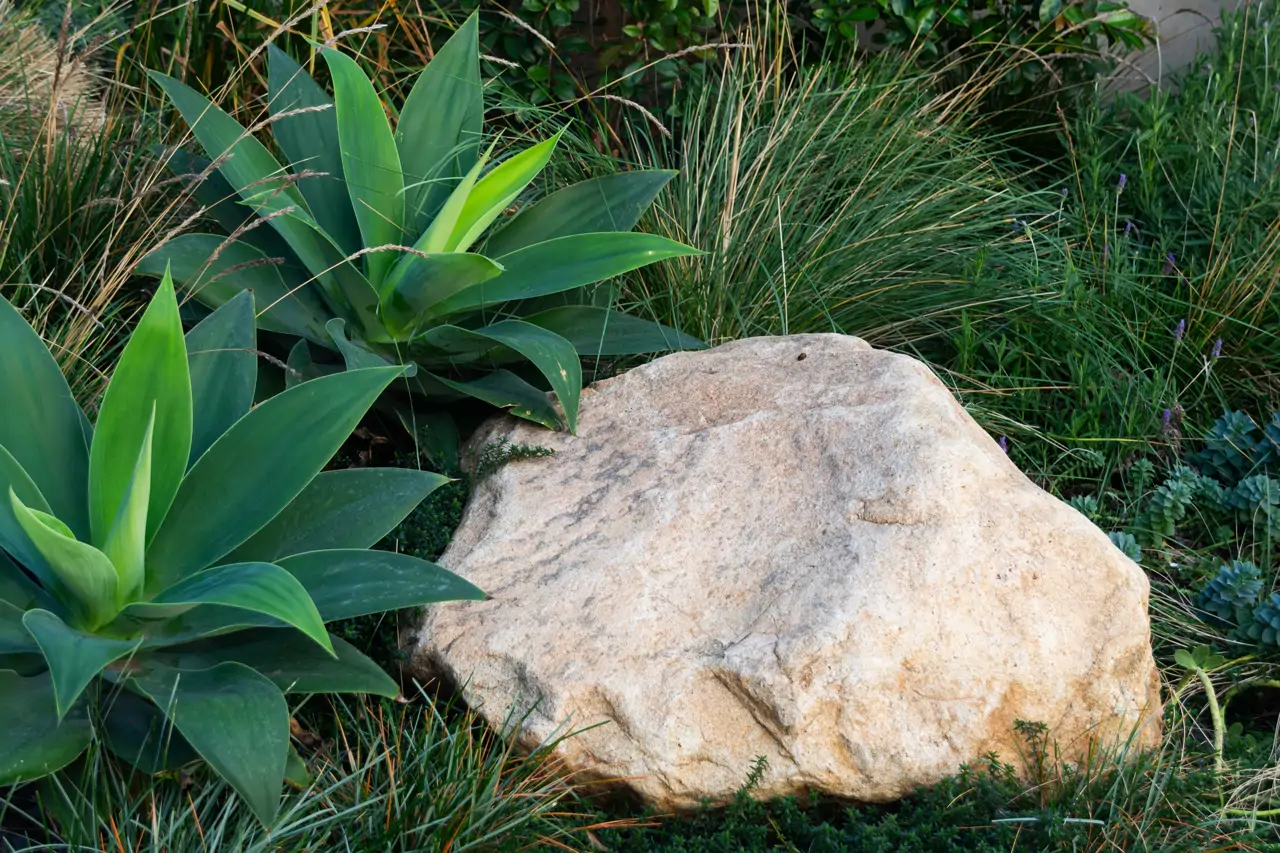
[285,339,315,389]
[397,12,483,232]
[447,131,563,252]
[138,235,330,343]
[420,320,582,431]
[0,295,91,540]
[0,600,36,653]
[159,629,397,696]
[223,468,449,565]
[125,562,331,654]
[413,146,491,255]
[321,49,405,289]
[325,318,408,373]
[186,291,258,466]
[0,670,92,784]
[379,252,504,337]
[88,273,192,547]
[428,370,562,429]
[483,170,677,258]
[126,661,289,824]
[276,549,484,621]
[101,686,200,773]
[432,232,701,315]
[101,411,155,604]
[267,45,361,256]
[0,444,62,596]
[524,306,704,355]
[145,367,403,590]
[0,550,54,612]
[22,609,141,719]
[10,491,119,630]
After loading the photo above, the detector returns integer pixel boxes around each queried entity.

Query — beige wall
[1114,0,1230,88]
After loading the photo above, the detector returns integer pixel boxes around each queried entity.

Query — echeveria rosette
[0,275,483,824]
[139,13,703,437]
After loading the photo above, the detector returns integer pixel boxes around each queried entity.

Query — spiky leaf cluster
[1241,593,1280,647]
[1136,465,1198,544]
[1195,559,1264,630]
[1107,530,1142,562]
[1189,411,1278,483]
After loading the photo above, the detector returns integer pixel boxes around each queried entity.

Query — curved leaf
[276,549,484,621]
[396,12,483,232]
[101,685,200,773]
[0,294,91,539]
[379,252,504,337]
[22,609,140,719]
[426,370,562,429]
[447,131,563,252]
[524,305,705,355]
[127,562,330,654]
[126,661,289,824]
[138,234,331,343]
[431,232,701,315]
[0,600,36,653]
[0,550,53,612]
[0,443,61,596]
[186,291,258,466]
[101,410,155,604]
[325,318,409,373]
[145,367,403,589]
[267,45,361,257]
[0,670,92,784]
[483,170,677,258]
[223,468,449,564]
[321,49,404,289]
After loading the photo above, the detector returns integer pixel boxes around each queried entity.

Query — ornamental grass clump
[141,14,701,435]
[0,274,483,823]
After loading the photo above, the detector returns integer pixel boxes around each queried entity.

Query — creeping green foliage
[141,14,701,439]
[0,276,483,824]
[1195,560,1264,630]
[1107,530,1141,562]
[1135,465,1198,545]
[1189,411,1280,484]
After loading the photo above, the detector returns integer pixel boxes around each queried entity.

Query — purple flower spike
[1124,220,1134,237]
[1173,318,1186,341]
[998,436,1009,453]
[1162,408,1173,432]
[1104,242,1111,259]
[1118,173,1128,190]
[1061,187,1070,197]
[1211,338,1223,359]
[1163,252,1176,274]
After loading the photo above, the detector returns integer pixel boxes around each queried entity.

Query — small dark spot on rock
[796,352,807,361]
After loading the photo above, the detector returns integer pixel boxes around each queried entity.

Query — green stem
[1195,666,1226,776]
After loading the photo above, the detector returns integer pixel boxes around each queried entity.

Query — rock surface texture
[407,334,1162,810]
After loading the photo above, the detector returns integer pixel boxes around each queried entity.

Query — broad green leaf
[127,661,289,824]
[267,45,361,256]
[285,339,315,388]
[0,550,53,612]
[145,367,403,590]
[525,306,705,355]
[432,232,701,315]
[276,549,484,621]
[0,294,91,539]
[483,170,677,258]
[379,252,504,337]
[321,49,405,289]
[138,234,330,343]
[421,320,582,431]
[325,318,409,373]
[127,562,331,655]
[101,410,155,604]
[285,745,312,787]
[414,145,491,255]
[22,609,140,719]
[186,291,258,466]
[10,490,119,630]
[223,468,449,564]
[397,12,483,232]
[447,131,564,252]
[0,600,36,653]
[101,686,200,773]
[89,272,192,547]
[0,670,92,784]
[428,370,562,429]
[158,628,397,696]
[1173,648,1197,670]
[0,443,61,596]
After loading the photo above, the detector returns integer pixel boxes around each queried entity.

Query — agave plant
[0,274,482,823]
[139,14,701,435]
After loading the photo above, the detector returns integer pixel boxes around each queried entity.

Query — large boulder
[406,334,1162,810]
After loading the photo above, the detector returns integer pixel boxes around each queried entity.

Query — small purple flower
[1161,408,1173,432]
[1061,187,1070,197]
[1118,173,1128,191]
[1103,242,1111,259]
[1173,318,1186,341]
[1163,252,1176,274]
[1124,220,1134,237]
[998,436,1009,453]
[1211,338,1223,359]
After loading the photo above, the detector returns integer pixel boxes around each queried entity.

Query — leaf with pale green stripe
[138,235,330,343]
[421,320,581,431]
[483,170,677,258]
[145,368,403,590]
[414,146,490,256]
[379,252,503,337]
[89,272,191,547]
[0,670,92,784]
[11,491,118,631]
[0,444,60,597]
[396,12,482,231]
[101,411,154,604]
[277,549,483,621]
[126,661,289,824]
[186,291,258,466]
[159,629,396,696]
[0,295,91,539]
[432,232,701,315]
[321,49,404,289]
[524,306,704,355]
[223,468,449,565]
[447,131,563,252]
[22,609,140,719]
[267,45,360,256]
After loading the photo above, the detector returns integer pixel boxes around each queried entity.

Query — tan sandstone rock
[407,334,1162,810]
